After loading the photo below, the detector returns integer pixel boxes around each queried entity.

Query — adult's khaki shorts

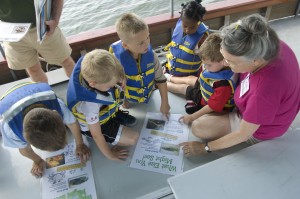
[229,110,241,133]
[3,27,71,70]
[229,110,261,145]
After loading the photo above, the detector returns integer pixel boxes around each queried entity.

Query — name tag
[240,73,250,97]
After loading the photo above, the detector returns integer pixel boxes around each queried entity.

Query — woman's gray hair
[220,14,279,61]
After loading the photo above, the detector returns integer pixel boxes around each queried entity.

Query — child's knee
[191,120,207,139]
[191,122,199,136]
[187,75,197,85]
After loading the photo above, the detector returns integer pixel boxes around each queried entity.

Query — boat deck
[0,16,299,199]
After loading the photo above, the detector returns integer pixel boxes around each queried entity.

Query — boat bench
[0,67,68,97]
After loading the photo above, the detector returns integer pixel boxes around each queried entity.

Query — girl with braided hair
[165,0,210,113]
[165,0,208,78]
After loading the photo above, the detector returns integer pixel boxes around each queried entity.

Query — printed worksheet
[130,112,189,175]
[0,21,31,42]
[41,141,96,199]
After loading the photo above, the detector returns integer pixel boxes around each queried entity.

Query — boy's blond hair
[116,13,148,43]
[81,49,125,84]
[198,33,224,62]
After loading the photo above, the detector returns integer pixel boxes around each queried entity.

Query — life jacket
[199,68,237,109]
[110,40,155,103]
[67,56,123,125]
[0,82,63,142]
[165,19,208,76]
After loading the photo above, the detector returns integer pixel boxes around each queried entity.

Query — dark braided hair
[180,0,206,22]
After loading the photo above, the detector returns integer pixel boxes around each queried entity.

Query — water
[60,0,220,37]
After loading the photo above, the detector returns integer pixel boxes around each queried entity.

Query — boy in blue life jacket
[110,13,170,118]
[167,33,238,123]
[67,49,139,162]
[0,82,91,178]
[164,0,209,89]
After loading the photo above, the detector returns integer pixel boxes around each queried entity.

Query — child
[0,82,91,177]
[174,33,238,124]
[110,13,170,118]
[164,0,208,85]
[165,0,208,79]
[67,49,139,161]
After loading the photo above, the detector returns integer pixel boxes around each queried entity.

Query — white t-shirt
[0,99,76,149]
[74,101,101,132]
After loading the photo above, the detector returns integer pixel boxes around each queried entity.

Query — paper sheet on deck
[41,140,96,199]
[130,112,189,175]
[0,22,31,42]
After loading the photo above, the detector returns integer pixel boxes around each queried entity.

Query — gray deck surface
[0,16,299,199]
[168,128,300,199]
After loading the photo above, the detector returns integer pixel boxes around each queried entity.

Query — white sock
[164,73,173,82]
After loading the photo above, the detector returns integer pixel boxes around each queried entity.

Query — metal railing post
[170,0,174,17]
[295,0,300,17]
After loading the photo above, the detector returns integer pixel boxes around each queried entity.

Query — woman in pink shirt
[180,14,300,156]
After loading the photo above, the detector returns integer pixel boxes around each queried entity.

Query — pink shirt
[234,41,300,140]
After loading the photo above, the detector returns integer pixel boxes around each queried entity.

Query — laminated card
[130,112,189,175]
[0,21,31,42]
[41,141,96,199]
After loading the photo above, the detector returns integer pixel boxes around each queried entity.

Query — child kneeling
[67,49,139,161]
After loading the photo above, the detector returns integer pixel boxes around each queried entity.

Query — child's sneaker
[185,100,202,114]
[115,110,137,127]
[81,131,93,139]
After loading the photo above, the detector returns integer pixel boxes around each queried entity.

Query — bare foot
[180,141,206,157]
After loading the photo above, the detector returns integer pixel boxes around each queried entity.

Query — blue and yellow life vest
[165,19,208,76]
[0,82,63,142]
[110,41,155,103]
[199,69,237,109]
[67,56,123,125]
